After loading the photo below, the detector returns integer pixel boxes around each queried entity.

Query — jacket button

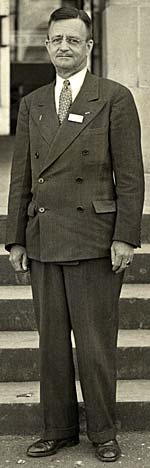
[38,177,44,184]
[77,206,84,212]
[82,150,89,156]
[38,207,45,213]
[35,152,39,158]
[76,177,83,183]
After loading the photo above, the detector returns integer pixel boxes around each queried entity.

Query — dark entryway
[10,0,104,133]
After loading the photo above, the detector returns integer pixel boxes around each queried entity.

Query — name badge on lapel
[68,113,84,123]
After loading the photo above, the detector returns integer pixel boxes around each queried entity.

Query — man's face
[46,18,93,77]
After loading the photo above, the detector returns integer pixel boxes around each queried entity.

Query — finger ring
[126,260,131,265]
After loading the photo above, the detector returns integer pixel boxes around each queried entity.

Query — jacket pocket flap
[92,200,116,213]
[27,201,36,217]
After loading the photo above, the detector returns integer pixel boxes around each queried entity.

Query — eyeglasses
[46,36,87,47]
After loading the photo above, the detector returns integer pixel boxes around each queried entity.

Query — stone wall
[102,0,150,172]
[0,0,10,135]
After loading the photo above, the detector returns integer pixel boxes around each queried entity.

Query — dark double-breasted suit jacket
[5,71,144,260]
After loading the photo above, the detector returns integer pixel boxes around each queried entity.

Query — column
[0,0,10,135]
[102,0,150,172]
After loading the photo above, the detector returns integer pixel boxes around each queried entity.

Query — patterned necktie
[58,79,72,124]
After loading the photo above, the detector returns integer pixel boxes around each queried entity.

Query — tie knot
[63,79,70,90]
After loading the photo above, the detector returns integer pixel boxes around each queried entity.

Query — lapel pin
[39,114,43,121]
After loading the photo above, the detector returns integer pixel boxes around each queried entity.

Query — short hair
[47,7,92,40]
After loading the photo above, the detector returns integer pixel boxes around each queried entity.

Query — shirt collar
[56,66,88,90]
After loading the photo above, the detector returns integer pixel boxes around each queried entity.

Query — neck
[56,70,73,79]
[56,64,87,79]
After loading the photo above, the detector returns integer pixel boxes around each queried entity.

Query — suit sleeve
[5,97,32,251]
[110,86,145,247]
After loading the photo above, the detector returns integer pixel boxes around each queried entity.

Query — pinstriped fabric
[30,258,123,442]
[58,80,72,124]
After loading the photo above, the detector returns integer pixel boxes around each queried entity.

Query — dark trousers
[30,258,124,443]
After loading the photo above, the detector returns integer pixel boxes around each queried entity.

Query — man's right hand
[9,245,29,272]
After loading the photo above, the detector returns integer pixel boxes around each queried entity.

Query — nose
[59,37,69,50]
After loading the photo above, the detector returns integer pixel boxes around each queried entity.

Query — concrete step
[0,330,150,381]
[0,331,39,382]
[119,284,150,329]
[1,245,150,284]
[1,284,150,330]
[0,380,150,433]
[0,286,35,331]
[124,244,150,284]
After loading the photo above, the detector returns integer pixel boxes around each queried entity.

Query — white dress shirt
[55,66,87,114]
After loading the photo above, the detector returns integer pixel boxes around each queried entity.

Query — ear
[45,40,51,58]
[86,39,94,56]
[45,39,49,52]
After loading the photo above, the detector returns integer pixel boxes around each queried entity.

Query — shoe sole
[27,439,79,458]
[95,451,121,463]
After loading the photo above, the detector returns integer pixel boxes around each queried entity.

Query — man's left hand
[111,241,134,274]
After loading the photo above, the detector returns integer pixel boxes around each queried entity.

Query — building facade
[0,0,10,135]
[0,0,150,171]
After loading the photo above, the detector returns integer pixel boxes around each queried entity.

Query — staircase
[0,136,150,435]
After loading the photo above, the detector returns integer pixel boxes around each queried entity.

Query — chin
[56,60,73,69]
[56,58,72,65]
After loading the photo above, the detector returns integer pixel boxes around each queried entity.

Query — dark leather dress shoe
[27,436,79,457]
[95,439,121,462]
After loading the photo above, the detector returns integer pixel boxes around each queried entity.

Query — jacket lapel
[40,72,106,174]
[31,82,59,146]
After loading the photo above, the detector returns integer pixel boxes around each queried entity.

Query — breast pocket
[84,127,108,135]
[81,127,109,165]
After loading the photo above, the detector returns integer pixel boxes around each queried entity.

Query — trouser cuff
[42,425,79,441]
[88,427,117,444]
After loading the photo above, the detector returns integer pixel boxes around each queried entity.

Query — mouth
[56,55,72,58]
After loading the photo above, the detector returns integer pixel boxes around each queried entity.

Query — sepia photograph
[0,0,149,466]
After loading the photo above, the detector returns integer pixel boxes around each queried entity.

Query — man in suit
[5,6,144,463]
